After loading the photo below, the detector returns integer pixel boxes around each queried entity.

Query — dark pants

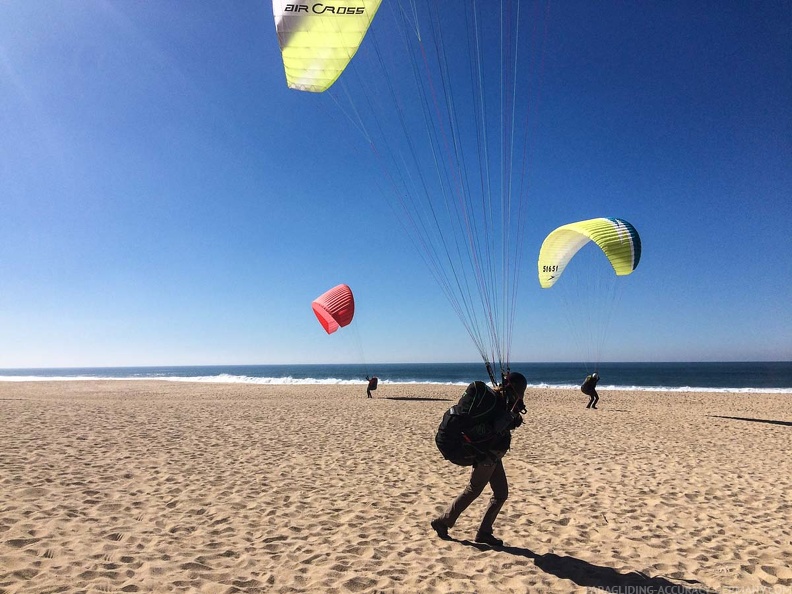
[586,390,599,408]
[437,457,508,535]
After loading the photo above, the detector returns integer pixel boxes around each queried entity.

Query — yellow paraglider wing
[538,218,641,288]
[272,0,382,93]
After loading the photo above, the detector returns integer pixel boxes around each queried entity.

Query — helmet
[504,372,528,396]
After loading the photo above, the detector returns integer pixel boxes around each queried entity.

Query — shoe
[431,519,450,540]
[475,532,503,546]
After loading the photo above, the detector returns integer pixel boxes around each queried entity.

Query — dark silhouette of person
[581,372,600,409]
[366,376,378,398]
[431,371,527,547]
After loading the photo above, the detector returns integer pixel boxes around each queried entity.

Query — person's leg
[437,462,498,528]
[592,391,599,409]
[477,459,508,536]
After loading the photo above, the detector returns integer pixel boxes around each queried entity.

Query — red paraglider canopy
[311,284,355,334]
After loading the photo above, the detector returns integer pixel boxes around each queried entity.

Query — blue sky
[1,1,790,368]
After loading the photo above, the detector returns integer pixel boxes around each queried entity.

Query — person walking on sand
[581,372,600,409]
[365,375,378,398]
[431,371,527,547]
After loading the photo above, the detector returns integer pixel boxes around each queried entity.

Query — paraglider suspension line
[484,360,499,388]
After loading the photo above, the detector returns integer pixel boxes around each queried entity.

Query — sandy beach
[1,381,790,593]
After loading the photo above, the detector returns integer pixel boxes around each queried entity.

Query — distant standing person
[366,376,378,398]
[581,372,600,409]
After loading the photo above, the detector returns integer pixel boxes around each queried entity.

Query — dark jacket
[436,381,523,466]
[581,374,599,396]
[459,381,521,456]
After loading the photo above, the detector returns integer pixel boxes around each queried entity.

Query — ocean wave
[0,374,465,386]
[543,383,792,394]
[0,374,790,393]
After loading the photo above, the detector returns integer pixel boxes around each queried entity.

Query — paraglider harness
[435,370,525,466]
[581,372,599,396]
[365,376,378,398]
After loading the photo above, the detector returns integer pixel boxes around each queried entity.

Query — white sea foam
[0,374,362,385]
[0,374,790,393]
[0,374,465,386]
[0,375,108,382]
[533,382,792,394]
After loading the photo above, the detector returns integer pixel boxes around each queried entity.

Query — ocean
[0,362,790,393]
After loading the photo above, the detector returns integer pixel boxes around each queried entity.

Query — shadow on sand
[709,415,792,427]
[455,540,715,593]
[384,396,454,402]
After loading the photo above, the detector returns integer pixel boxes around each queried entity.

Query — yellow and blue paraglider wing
[272,0,382,93]
[538,218,641,288]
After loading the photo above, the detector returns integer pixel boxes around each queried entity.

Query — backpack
[435,381,515,466]
[581,374,598,395]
